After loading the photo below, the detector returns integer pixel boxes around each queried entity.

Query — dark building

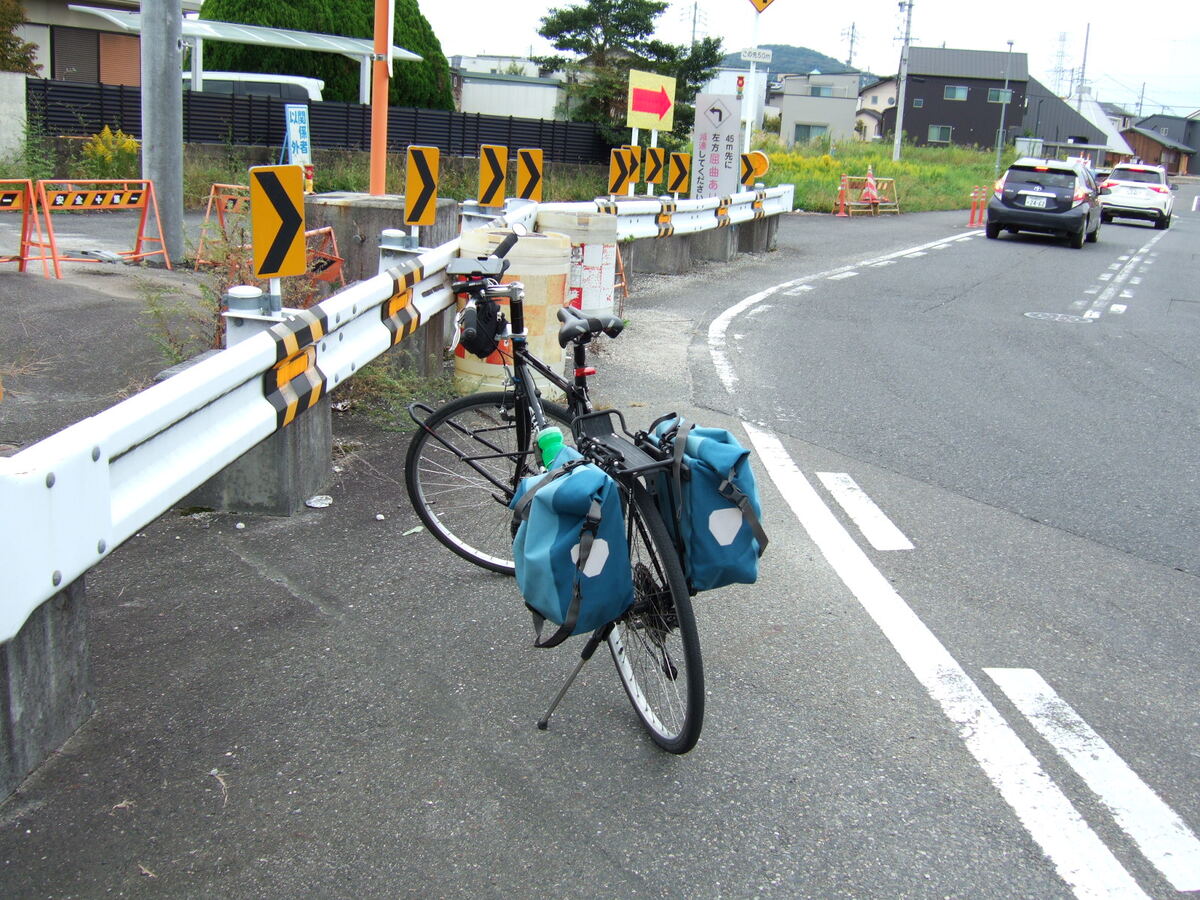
[880,47,1028,148]
[1122,125,1195,175]
[1133,114,1199,173]
[1022,78,1106,147]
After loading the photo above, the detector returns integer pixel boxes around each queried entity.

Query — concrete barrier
[0,581,91,797]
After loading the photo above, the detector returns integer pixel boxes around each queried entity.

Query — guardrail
[0,186,792,643]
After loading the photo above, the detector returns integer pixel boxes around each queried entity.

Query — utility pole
[892,0,913,162]
[843,22,858,67]
[1075,23,1090,111]
[1137,83,1145,117]
[994,40,1014,176]
[141,0,184,264]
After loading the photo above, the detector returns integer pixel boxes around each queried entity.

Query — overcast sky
[420,0,1199,116]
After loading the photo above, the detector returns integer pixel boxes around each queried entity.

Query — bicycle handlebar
[494,231,520,260]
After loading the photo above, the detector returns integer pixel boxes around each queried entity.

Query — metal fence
[24,79,610,164]
[0,186,794,644]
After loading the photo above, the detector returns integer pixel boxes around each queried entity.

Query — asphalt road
[1,198,1197,898]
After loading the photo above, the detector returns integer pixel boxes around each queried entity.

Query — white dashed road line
[987,668,1200,891]
[816,472,913,551]
[745,424,1150,900]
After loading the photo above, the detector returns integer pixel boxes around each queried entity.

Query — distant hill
[720,44,858,77]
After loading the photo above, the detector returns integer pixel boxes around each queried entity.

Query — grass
[181,145,607,209]
[330,354,456,427]
[755,134,1016,213]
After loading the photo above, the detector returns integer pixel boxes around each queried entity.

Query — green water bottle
[536,426,564,468]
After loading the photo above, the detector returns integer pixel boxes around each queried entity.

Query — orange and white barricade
[195,182,251,266]
[30,179,171,277]
[0,179,52,277]
[305,226,345,287]
[838,171,901,217]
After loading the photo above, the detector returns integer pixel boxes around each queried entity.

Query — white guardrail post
[0,188,791,643]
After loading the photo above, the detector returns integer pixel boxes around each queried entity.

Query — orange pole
[368,0,390,195]
[835,175,848,217]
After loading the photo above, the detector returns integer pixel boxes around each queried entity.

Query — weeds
[0,106,55,181]
[331,353,455,427]
[77,126,140,180]
[756,137,1016,212]
[137,277,220,366]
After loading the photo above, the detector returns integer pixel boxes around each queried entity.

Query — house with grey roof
[1131,114,1199,174]
[880,46,1029,148]
[1122,123,1196,174]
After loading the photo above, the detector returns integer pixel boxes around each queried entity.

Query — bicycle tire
[405,391,572,575]
[609,483,704,753]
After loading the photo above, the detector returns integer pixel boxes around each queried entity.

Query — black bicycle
[404,229,703,753]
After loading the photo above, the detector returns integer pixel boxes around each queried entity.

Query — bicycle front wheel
[609,484,704,754]
[404,391,572,575]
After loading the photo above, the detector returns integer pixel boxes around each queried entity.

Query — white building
[857,76,896,140]
[777,70,861,145]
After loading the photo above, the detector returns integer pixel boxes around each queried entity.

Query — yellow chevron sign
[479,144,508,208]
[516,148,543,201]
[643,147,666,184]
[404,146,440,226]
[250,165,306,279]
[667,153,691,195]
[622,145,643,183]
[608,148,636,195]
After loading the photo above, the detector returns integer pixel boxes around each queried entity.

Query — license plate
[1025,196,1048,209]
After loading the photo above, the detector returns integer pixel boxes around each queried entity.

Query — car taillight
[1150,184,1170,194]
[993,178,1005,195]
[1073,187,1089,203]
[1100,180,1113,189]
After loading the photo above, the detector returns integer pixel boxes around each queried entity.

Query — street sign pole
[744,8,760,154]
[629,127,639,196]
[648,129,658,197]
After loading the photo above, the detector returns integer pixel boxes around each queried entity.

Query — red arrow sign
[631,86,672,120]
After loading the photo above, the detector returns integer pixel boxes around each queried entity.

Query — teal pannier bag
[510,447,634,648]
[650,417,768,593]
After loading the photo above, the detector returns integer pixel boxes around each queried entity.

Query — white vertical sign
[284,104,312,167]
[692,93,743,199]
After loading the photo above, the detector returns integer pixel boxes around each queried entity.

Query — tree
[538,0,722,146]
[0,0,40,75]
[197,0,453,110]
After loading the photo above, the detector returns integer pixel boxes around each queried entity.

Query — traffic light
[736,75,745,98]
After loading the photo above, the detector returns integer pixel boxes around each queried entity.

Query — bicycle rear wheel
[405,391,572,575]
[609,484,704,753]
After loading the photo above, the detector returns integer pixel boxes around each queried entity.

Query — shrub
[77,126,140,180]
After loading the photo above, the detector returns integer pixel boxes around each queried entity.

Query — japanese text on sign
[285,105,312,167]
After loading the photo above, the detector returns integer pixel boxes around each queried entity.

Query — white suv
[1100,163,1176,229]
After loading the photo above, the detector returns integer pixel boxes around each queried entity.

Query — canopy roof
[68,6,421,64]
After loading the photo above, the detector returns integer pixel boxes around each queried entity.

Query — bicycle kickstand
[537,623,616,730]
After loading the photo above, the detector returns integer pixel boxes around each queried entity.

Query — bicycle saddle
[556,306,624,347]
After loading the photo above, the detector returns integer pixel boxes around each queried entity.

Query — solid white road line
[986,668,1200,891]
[815,472,914,551]
[827,271,858,280]
[708,231,984,393]
[743,423,1148,900]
